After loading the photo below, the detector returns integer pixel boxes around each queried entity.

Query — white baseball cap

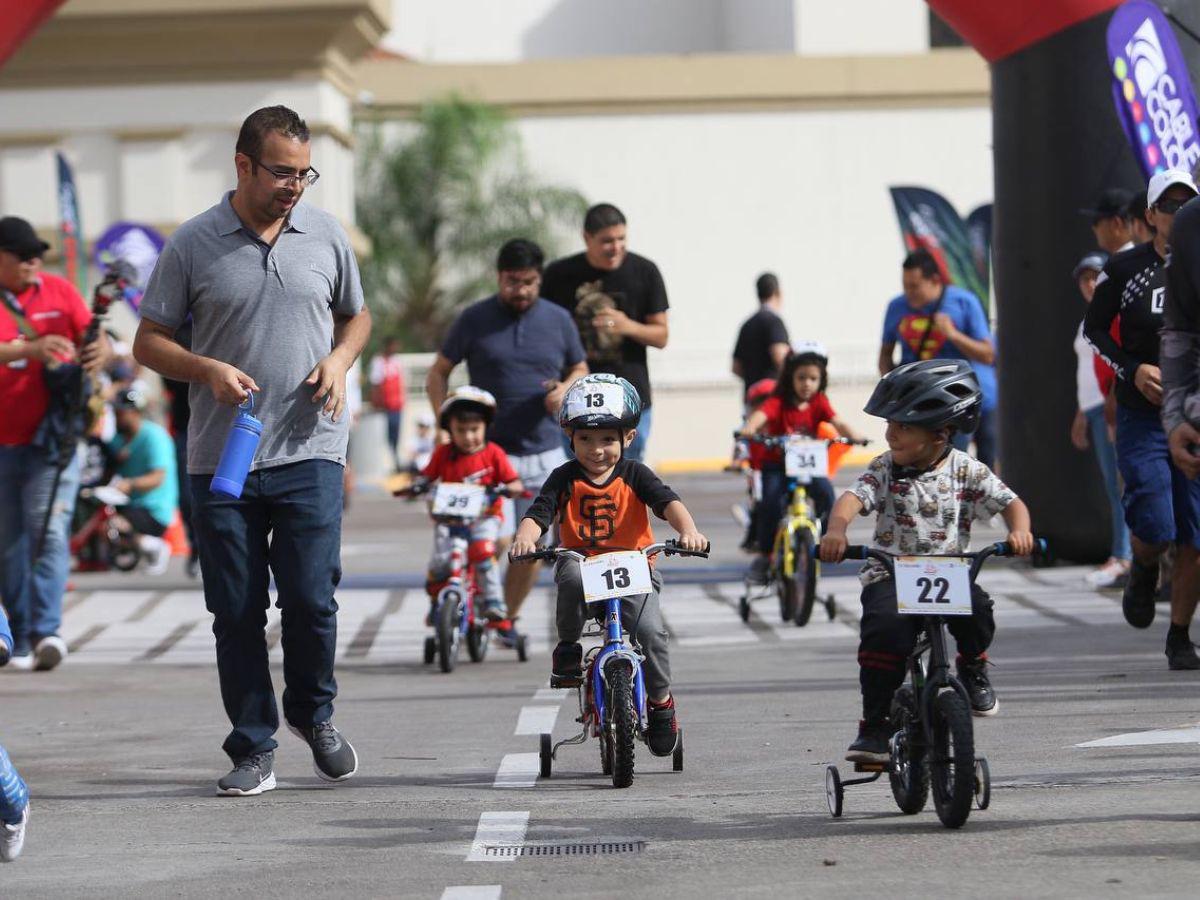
[1147,169,1199,206]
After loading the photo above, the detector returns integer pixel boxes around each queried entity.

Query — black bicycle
[825,539,1044,829]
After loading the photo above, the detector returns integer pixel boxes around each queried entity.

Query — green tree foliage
[357,96,587,352]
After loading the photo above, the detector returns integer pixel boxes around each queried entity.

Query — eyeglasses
[248,155,320,187]
[1154,197,1191,214]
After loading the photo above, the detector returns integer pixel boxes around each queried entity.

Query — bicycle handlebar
[511,539,711,565]
[843,539,1047,579]
[393,479,530,501]
[733,431,869,448]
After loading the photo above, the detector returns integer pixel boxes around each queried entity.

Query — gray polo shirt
[140,192,364,474]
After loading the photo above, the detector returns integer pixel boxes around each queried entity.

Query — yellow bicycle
[736,434,863,626]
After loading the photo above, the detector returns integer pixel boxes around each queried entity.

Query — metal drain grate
[483,840,646,858]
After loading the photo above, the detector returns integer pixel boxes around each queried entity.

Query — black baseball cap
[0,216,50,260]
[1079,188,1134,221]
[112,388,147,412]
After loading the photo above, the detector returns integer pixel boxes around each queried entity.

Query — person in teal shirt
[106,389,178,575]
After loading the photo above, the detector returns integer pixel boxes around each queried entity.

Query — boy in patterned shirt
[820,360,1033,763]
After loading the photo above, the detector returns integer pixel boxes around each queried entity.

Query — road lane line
[493,753,540,788]
[531,688,571,702]
[466,811,529,862]
[514,706,559,735]
[1076,723,1200,748]
[441,887,501,900]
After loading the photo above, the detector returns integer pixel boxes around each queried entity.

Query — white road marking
[531,688,571,702]
[514,706,560,736]
[441,887,501,900]
[466,811,529,862]
[493,753,540,789]
[1076,723,1200,748]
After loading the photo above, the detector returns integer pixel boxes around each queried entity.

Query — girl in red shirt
[739,348,864,583]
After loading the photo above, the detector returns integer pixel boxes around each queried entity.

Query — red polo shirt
[0,273,91,446]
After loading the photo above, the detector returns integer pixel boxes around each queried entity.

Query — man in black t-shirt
[542,203,669,462]
[732,272,789,398]
[1084,169,1200,669]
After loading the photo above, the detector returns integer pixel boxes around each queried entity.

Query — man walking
[542,203,668,461]
[879,248,998,467]
[0,216,110,671]
[732,272,790,398]
[134,106,371,794]
[426,238,586,630]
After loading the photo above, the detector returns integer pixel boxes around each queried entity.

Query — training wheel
[539,732,553,779]
[738,595,750,622]
[422,636,436,665]
[824,595,837,621]
[974,757,991,810]
[516,633,529,662]
[825,765,844,817]
[672,727,684,772]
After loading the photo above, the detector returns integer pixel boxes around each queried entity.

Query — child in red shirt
[421,387,522,620]
[739,347,864,583]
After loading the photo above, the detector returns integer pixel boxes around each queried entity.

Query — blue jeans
[0,443,82,650]
[1085,405,1131,560]
[1115,405,1200,547]
[191,459,345,761]
[385,410,402,466]
[951,406,997,469]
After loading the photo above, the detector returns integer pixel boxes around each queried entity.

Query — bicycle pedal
[853,762,887,774]
[550,674,583,689]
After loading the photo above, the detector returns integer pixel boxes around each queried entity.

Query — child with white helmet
[509,373,707,756]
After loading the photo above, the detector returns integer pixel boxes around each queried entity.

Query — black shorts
[123,506,168,538]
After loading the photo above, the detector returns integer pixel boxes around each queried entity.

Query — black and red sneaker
[646,695,680,756]
[551,641,583,687]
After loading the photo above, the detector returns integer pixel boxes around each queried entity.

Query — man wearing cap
[1069,250,1130,588]
[106,388,178,576]
[1085,169,1200,669]
[1081,187,1136,255]
[0,216,110,671]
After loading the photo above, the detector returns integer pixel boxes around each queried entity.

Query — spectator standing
[1126,192,1155,246]
[542,203,668,461]
[1069,251,1130,586]
[0,215,110,671]
[732,272,790,399]
[426,238,587,631]
[134,106,371,794]
[878,249,998,467]
[369,337,406,471]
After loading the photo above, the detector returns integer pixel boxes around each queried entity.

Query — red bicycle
[70,485,140,572]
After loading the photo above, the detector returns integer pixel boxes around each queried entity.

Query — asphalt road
[2,472,1199,898]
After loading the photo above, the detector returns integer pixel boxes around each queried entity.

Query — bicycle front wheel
[774,528,799,622]
[606,662,637,789]
[793,529,818,627]
[436,592,462,673]
[930,689,975,828]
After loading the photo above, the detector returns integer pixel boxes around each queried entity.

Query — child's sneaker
[957,654,998,717]
[550,641,583,687]
[646,695,680,756]
[481,598,507,622]
[845,719,892,764]
[0,803,27,862]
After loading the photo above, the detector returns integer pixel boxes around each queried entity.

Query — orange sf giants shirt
[523,459,681,554]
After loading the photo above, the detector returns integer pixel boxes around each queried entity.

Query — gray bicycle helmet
[865,358,982,434]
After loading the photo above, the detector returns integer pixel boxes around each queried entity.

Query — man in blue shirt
[106,388,179,575]
[879,248,998,467]
[426,238,588,625]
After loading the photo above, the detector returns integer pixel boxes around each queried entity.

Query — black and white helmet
[864,359,982,434]
[559,373,642,431]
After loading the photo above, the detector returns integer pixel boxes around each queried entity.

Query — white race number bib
[431,482,486,518]
[784,438,828,482]
[894,557,973,616]
[580,551,653,602]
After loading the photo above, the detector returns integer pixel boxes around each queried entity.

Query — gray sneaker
[216,751,276,797]
[288,721,358,782]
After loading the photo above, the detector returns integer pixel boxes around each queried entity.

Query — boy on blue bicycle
[509,374,707,756]
[819,360,1033,763]
[420,387,523,621]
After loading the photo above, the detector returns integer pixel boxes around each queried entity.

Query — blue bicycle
[513,540,709,788]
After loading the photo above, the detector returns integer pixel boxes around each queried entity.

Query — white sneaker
[1085,558,1130,589]
[33,635,67,672]
[140,535,172,576]
[6,654,33,672]
[0,804,27,862]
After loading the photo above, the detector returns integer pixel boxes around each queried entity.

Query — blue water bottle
[211,393,263,498]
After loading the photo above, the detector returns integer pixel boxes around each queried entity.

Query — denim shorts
[1115,404,1200,547]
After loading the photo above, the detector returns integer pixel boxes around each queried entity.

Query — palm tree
[356,96,587,351]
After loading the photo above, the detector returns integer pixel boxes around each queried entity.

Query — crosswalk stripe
[51,576,1135,666]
